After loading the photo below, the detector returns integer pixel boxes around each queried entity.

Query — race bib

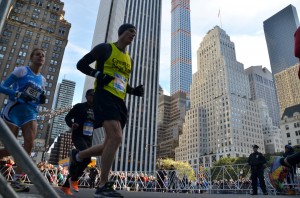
[83,121,93,136]
[24,86,41,100]
[113,73,126,93]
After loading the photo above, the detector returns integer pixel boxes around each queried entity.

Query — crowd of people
[0,157,299,195]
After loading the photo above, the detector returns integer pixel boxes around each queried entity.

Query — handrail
[0,118,60,198]
[0,172,18,198]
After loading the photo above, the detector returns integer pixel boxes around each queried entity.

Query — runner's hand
[132,85,144,97]
[72,123,79,129]
[40,92,46,104]
[15,91,34,102]
[95,72,115,86]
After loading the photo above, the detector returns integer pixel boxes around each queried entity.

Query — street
[8,185,296,198]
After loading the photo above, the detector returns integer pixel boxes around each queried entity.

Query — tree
[159,158,196,181]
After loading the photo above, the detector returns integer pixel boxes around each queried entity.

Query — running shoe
[69,178,79,192]
[61,186,73,195]
[94,182,123,198]
[269,156,289,192]
[11,180,30,192]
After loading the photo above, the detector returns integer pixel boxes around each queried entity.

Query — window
[287,133,290,138]
[58,26,66,35]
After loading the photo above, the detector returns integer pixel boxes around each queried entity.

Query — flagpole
[218,9,222,28]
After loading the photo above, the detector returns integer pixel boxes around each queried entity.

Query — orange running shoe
[61,186,73,195]
[69,178,79,192]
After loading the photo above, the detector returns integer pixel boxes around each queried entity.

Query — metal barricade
[0,118,60,198]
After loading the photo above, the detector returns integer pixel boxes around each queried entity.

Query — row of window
[286,130,300,137]
[285,122,300,130]
[10,14,67,36]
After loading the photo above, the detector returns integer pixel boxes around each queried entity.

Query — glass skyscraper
[84,0,161,172]
[245,66,280,127]
[263,4,299,75]
[170,0,192,95]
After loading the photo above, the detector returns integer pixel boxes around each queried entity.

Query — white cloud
[65,42,89,57]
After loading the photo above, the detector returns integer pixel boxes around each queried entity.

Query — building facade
[170,0,192,96]
[256,99,283,154]
[48,132,72,165]
[280,104,300,147]
[245,66,280,126]
[49,79,75,144]
[263,4,299,75]
[0,0,70,162]
[175,26,264,169]
[157,92,188,159]
[274,64,300,115]
[84,0,162,172]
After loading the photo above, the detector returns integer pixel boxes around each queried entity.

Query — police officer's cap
[252,144,259,149]
[285,144,292,149]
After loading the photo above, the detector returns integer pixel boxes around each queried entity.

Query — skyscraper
[157,0,191,160]
[263,4,299,75]
[170,0,192,95]
[175,26,264,169]
[49,79,75,143]
[274,64,300,114]
[84,0,162,172]
[245,66,280,126]
[0,0,70,162]
[157,92,187,159]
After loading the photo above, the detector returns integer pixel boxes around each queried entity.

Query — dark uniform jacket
[248,151,266,171]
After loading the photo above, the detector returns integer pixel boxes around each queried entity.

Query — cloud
[232,34,270,70]
[65,42,89,57]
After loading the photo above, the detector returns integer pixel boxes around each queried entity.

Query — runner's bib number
[24,86,40,100]
[83,121,93,136]
[114,73,127,93]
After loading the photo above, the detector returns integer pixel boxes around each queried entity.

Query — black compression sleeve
[77,53,97,77]
[286,152,300,166]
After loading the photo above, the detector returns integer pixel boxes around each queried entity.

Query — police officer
[248,144,268,195]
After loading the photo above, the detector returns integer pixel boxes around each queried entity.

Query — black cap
[252,144,259,149]
[285,144,292,149]
[86,89,94,96]
[118,23,136,36]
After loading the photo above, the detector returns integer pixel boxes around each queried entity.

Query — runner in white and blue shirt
[0,48,46,192]
[0,65,46,126]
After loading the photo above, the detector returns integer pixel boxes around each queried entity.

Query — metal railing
[1,157,299,195]
[0,118,60,198]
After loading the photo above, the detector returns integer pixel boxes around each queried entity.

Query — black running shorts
[93,89,128,129]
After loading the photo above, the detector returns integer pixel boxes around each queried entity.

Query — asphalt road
[8,185,297,198]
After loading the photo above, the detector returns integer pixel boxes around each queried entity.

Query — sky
[58,0,300,105]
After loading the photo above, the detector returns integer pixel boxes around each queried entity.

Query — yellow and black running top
[77,43,132,100]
